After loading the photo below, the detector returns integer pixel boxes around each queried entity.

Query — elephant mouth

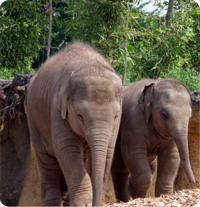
[153,127,172,141]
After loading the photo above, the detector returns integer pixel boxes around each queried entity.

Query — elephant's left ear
[138,83,155,123]
[57,86,68,120]
[57,71,74,120]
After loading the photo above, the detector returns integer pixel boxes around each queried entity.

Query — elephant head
[139,79,195,183]
[57,66,122,206]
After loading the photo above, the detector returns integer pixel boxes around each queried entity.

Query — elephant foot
[61,192,92,207]
[69,198,92,206]
[116,194,130,203]
[68,189,92,207]
[70,200,92,207]
[155,184,173,197]
[128,184,147,199]
[62,191,69,206]
[128,177,149,199]
[43,199,61,206]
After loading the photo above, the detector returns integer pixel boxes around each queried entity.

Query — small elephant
[25,42,122,206]
[111,79,195,202]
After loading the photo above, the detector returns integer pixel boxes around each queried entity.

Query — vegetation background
[0,0,199,91]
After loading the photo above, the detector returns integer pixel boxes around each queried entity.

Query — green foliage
[159,58,200,91]
[0,66,35,80]
[66,0,136,71]
[0,58,35,80]
[0,0,45,73]
[48,0,69,50]
[65,0,199,91]
[0,0,199,91]
[123,0,200,91]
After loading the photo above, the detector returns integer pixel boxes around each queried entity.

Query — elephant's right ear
[57,85,68,120]
[57,71,74,120]
[138,83,155,123]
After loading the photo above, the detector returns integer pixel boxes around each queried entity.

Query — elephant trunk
[86,124,111,206]
[172,127,195,183]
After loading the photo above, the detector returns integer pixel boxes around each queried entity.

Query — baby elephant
[26,42,122,206]
[111,79,195,202]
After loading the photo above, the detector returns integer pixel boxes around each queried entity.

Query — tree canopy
[0,0,199,90]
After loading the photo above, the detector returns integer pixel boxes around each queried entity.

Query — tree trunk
[122,0,129,85]
[47,0,52,59]
[122,36,127,85]
[166,0,174,27]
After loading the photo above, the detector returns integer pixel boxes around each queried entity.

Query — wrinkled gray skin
[111,79,195,202]
[25,42,122,206]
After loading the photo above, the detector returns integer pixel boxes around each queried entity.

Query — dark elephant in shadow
[111,79,195,202]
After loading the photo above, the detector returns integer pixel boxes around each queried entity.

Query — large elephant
[111,79,195,202]
[25,42,122,206]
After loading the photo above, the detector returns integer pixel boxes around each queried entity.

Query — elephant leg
[52,117,92,206]
[37,155,62,206]
[104,116,122,186]
[111,140,130,202]
[127,151,152,199]
[60,172,69,206]
[111,155,130,202]
[104,140,114,184]
[54,137,92,206]
[28,121,62,206]
[155,140,180,196]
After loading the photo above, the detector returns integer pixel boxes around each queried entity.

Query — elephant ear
[138,83,155,123]
[57,71,74,120]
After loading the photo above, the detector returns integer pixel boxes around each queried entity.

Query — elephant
[111,79,195,202]
[25,42,122,206]
[0,115,30,206]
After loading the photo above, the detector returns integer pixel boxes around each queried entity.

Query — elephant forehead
[155,80,191,101]
[89,87,117,103]
[74,86,119,106]
[154,88,191,109]
[155,86,189,100]
[69,69,122,105]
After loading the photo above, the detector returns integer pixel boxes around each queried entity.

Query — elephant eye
[114,114,119,121]
[77,113,84,125]
[161,110,169,120]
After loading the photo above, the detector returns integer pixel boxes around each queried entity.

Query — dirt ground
[105,188,200,207]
